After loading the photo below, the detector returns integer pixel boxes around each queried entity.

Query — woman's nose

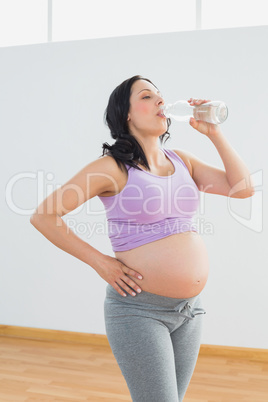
[157,95,164,105]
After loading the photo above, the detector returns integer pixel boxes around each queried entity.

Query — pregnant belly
[115,231,209,298]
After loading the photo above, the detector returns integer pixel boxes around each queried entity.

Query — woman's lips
[157,112,166,118]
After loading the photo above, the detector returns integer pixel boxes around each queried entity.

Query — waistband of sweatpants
[105,283,202,310]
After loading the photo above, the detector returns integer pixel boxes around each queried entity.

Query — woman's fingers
[96,255,143,298]
[114,283,128,297]
[188,98,211,105]
[117,277,142,296]
[118,264,143,296]
[123,266,143,280]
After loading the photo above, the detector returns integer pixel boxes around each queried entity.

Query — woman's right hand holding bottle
[94,254,143,297]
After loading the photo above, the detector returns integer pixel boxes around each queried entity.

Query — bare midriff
[115,231,209,299]
[101,153,209,299]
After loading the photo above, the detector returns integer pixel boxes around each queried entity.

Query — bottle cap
[217,102,228,123]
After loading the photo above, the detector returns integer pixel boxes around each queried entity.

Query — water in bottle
[160,100,228,124]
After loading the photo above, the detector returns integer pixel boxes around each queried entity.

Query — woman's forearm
[30,214,106,271]
[207,129,255,195]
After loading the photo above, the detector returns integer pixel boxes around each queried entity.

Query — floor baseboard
[0,324,267,361]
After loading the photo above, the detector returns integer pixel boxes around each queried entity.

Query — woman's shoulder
[98,154,127,173]
[96,154,128,196]
[170,148,194,177]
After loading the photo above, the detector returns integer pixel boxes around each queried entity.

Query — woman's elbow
[246,188,255,198]
[229,187,255,198]
[238,188,255,199]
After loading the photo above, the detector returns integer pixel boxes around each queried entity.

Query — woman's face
[127,79,167,137]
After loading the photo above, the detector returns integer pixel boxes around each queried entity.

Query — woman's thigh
[104,301,180,402]
[170,296,204,401]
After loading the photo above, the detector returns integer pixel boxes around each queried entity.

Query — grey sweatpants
[104,283,206,402]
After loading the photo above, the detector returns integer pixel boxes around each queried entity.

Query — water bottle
[160,100,228,124]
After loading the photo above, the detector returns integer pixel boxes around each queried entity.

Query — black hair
[101,75,171,173]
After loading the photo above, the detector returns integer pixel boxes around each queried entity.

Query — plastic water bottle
[160,100,228,124]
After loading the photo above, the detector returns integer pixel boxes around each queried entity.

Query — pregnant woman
[30,75,254,401]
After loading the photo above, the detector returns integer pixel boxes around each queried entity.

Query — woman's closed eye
[143,96,151,99]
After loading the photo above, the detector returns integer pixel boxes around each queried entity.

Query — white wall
[1,25,267,349]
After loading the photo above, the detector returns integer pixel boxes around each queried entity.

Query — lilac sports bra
[98,148,200,252]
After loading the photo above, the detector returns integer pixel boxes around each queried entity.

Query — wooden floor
[0,336,267,401]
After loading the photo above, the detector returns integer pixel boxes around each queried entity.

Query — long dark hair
[101,75,171,173]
